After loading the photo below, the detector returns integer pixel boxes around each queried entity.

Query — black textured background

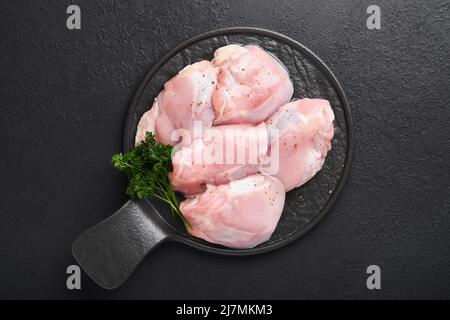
[0,0,449,299]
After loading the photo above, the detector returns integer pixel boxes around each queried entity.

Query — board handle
[72,199,174,289]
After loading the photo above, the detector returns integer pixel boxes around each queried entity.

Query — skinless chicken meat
[212,44,293,125]
[135,60,217,146]
[134,44,335,249]
[170,123,268,195]
[263,98,334,191]
[180,174,285,248]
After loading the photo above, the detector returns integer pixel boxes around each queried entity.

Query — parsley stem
[112,132,191,229]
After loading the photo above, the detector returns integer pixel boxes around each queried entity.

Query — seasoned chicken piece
[212,44,293,125]
[263,98,334,191]
[170,123,268,195]
[135,60,217,146]
[180,174,285,248]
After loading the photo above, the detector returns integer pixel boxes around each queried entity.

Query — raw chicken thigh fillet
[212,44,293,125]
[264,98,335,191]
[170,122,268,195]
[135,60,217,146]
[180,175,285,248]
[135,44,335,249]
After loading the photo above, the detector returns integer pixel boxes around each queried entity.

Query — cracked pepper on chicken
[135,44,335,248]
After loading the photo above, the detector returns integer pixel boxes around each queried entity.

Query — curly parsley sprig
[111,132,190,228]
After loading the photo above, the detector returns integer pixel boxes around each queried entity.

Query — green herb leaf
[112,132,190,228]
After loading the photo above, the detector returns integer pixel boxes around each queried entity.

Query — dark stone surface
[126,29,351,254]
[0,0,448,299]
